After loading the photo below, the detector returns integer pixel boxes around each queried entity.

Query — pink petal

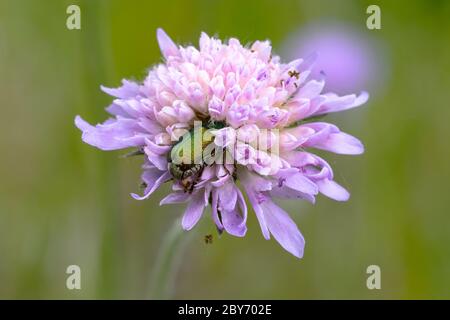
[160,192,190,205]
[75,116,145,151]
[156,28,180,59]
[298,79,325,99]
[314,91,369,116]
[314,132,364,155]
[284,173,318,195]
[181,191,207,230]
[100,80,140,99]
[131,170,171,200]
[260,199,305,258]
[316,179,350,201]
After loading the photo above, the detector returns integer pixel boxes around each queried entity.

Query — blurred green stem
[149,218,191,299]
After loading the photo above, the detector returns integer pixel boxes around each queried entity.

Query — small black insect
[204,234,213,244]
[288,69,300,79]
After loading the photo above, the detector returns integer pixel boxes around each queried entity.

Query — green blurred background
[1,0,449,299]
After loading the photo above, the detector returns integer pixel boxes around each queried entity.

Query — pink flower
[75,29,368,258]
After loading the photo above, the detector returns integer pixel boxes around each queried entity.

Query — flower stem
[149,218,191,299]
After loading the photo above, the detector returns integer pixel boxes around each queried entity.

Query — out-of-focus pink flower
[284,23,382,95]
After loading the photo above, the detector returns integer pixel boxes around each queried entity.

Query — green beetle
[168,124,216,191]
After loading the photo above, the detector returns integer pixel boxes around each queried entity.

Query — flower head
[75,28,368,258]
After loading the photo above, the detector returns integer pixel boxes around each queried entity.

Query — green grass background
[0,0,449,299]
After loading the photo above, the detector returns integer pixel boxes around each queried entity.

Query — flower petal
[144,138,171,155]
[313,91,369,116]
[297,79,325,99]
[239,168,271,239]
[101,80,140,99]
[211,188,224,231]
[131,169,171,200]
[181,191,207,230]
[215,183,247,237]
[285,174,318,195]
[260,199,305,258]
[270,185,316,204]
[160,192,190,205]
[75,115,146,151]
[316,179,350,201]
[313,132,364,155]
[222,208,247,237]
[144,150,168,171]
[217,181,238,212]
[301,122,364,155]
[156,28,180,59]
